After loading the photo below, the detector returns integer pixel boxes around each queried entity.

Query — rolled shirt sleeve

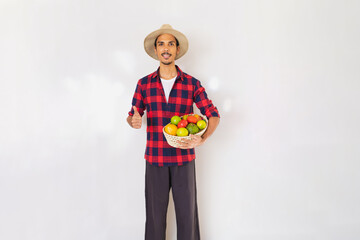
[193,80,220,119]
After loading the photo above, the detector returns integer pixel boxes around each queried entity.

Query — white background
[1,0,360,239]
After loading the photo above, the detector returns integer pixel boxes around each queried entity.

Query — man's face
[154,33,180,65]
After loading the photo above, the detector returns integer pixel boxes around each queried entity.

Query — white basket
[163,117,208,148]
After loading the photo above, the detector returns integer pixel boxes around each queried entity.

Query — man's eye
[169,43,174,46]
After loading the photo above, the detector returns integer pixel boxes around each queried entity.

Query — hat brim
[144,28,188,60]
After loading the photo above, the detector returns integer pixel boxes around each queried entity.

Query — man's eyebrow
[157,40,176,43]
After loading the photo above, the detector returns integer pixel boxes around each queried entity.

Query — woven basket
[163,117,208,148]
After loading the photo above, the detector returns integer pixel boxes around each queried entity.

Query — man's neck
[159,63,177,80]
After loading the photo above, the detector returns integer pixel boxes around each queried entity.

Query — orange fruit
[194,114,202,121]
[187,115,198,124]
[176,127,189,137]
[165,124,178,136]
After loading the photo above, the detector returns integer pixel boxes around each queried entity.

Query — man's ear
[177,46,180,55]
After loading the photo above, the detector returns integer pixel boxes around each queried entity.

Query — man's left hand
[176,134,204,149]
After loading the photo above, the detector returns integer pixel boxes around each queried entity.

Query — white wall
[1,0,360,239]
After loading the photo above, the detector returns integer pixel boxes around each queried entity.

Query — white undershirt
[160,76,176,102]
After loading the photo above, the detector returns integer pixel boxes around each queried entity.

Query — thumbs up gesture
[131,106,142,129]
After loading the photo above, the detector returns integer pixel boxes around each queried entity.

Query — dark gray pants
[145,160,200,240]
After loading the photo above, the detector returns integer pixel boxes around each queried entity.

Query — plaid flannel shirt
[128,65,220,166]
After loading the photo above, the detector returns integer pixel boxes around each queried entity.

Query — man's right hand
[130,106,142,129]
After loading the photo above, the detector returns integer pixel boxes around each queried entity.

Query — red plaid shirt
[128,65,220,166]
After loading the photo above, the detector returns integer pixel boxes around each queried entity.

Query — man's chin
[161,61,173,65]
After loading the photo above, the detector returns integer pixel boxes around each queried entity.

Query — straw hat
[144,24,189,60]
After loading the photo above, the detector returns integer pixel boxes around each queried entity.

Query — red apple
[177,119,188,128]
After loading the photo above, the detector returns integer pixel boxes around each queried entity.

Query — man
[127,24,220,240]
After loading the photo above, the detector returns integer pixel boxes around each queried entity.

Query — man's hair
[154,35,180,48]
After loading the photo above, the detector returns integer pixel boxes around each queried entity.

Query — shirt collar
[153,65,184,81]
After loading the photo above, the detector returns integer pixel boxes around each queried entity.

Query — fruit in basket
[194,114,202,121]
[186,123,199,134]
[164,114,206,138]
[176,127,189,137]
[197,120,207,130]
[177,119,188,128]
[171,115,181,125]
[187,115,198,124]
[165,124,178,136]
